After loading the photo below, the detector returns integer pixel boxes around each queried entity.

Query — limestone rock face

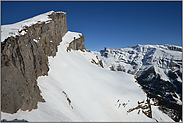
[1,11,68,113]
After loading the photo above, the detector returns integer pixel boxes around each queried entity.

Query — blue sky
[1,1,182,51]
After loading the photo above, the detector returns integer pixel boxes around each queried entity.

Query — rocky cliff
[1,11,68,113]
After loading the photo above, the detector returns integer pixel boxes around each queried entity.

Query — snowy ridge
[1,10,66,42]
[1,31,174,122]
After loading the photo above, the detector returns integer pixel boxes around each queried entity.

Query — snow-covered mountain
[93,44,182,121]
[1,11,181,122]
[1,31,174,122]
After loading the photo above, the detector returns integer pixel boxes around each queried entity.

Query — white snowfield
[1,10,66,42]
[1,31,174,122]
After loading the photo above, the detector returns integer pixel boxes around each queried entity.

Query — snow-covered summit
[1,10,66,42]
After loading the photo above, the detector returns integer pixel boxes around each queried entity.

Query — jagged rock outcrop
[66,34,86,52]
[1,11,68,113]
[91,56,104,68]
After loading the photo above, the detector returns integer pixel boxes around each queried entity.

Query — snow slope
[1,32,174,122]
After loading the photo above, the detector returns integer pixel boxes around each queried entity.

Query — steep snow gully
[1,11,181,122]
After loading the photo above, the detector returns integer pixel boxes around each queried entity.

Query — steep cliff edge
[1,11,68,113]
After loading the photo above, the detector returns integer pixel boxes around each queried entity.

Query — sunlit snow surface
[1,31,174,122]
